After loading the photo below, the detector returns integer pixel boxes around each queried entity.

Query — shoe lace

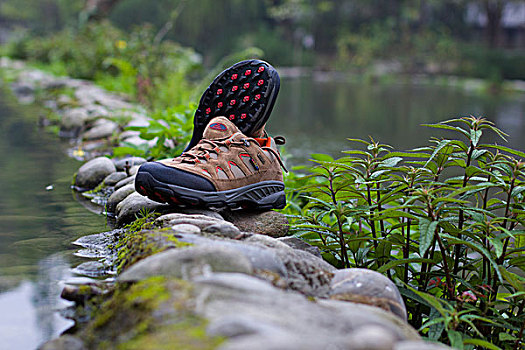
[179,136,288,172]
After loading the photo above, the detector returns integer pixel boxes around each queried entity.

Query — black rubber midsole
[136,171,286,209]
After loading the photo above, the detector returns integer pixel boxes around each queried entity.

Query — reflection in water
[0,88,107,349]
[268,77,525,164]
[0,256,74,348]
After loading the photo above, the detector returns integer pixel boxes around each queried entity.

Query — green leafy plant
[289,116,525,349]
[113,102,195,160]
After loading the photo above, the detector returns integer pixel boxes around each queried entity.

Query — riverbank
[0,57,451,350]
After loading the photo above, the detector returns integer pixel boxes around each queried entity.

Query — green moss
[83,181,107,196]
[83,276,172,346]
[115,214,192,273]
[119,319,223,350]
[81,276,221,349]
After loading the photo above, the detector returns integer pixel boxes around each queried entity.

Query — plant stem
[436,233,455,300]
[366,184,378,250]
[329,174,350,268]
[454,141,475,275]
[376,182,385,237]
[404,216,412,284]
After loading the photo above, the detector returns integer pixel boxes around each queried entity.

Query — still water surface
[270,76,525,163]
[0,77,524,349]
[0,88,108,349]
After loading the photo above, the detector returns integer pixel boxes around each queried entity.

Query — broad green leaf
[310,153,334,162]
[346,138,370,145]
[472,149,489,160]
[427,307,445,340]
[448,330,464,349]
[419,218,438,256]
[422,122,470,138]
[424,139,453,169]
[470,129,482,146]
[463,339,501,350]
[511,186,525,198]
[379,157,402,168]
[488,237,503,258]
[498,333,517,341]
[482,144,525,159]
[498,267,525,292]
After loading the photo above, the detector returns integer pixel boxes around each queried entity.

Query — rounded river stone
[329,268,407,321]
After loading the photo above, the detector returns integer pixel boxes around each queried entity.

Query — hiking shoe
[184,59,280,152]
[136,116,286,210]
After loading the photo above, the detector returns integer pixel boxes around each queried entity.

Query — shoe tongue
[203,116,240,140]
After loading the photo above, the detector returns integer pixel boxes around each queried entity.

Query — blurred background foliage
[1,0,524,79]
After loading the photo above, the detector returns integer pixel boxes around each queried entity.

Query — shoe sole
[184,59,280,151]
[135,171,286,210]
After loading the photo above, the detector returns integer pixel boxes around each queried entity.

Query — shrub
[288,116,525,348]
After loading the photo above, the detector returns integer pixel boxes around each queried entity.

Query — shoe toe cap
[136,161,215,192]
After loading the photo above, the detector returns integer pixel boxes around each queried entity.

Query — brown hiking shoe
[136,117,286,210]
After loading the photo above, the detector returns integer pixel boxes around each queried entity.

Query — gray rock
[171,224,201,235]
[75,157,116,190]
[72,261,111,278]
[113,157,147,171]
[128,165,140,176]
[114,110,150,127]
[156,213,225,228]
[155,211,225,229]
[115,192,169,226]
[244,234,335,296]
[244,234,295,251]
[42,78,68,90]
[169,232,288,277]
[82,118,119,140]
[219,242,288,276]
[118,246,254,282]
[61,284,103,304]
[155,213,238,236]
[38,335,86,350]
[192,273,419,350]
[330,268,407,321]
[61,108,90,130]
[204,222,242,238]
[84,104,109,117]
[103,171,127,186]
[114,175,135,190]
[219,334,332,350]
[277,236,321,257]
[221,210,289,237]
[344,324,398,350]
[119,130,141,141]
[119,135,156,149]
[394,340,452,350]
[11,82,34,96]
[207,315,284,338]
[57,95,73,108]
[194,272,278,295]
[106,184,135,213]
[178,208,224,220]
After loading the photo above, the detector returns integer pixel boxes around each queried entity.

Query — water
[269,76,525,164]
[0,77,524,349]
[0,88,108,349]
